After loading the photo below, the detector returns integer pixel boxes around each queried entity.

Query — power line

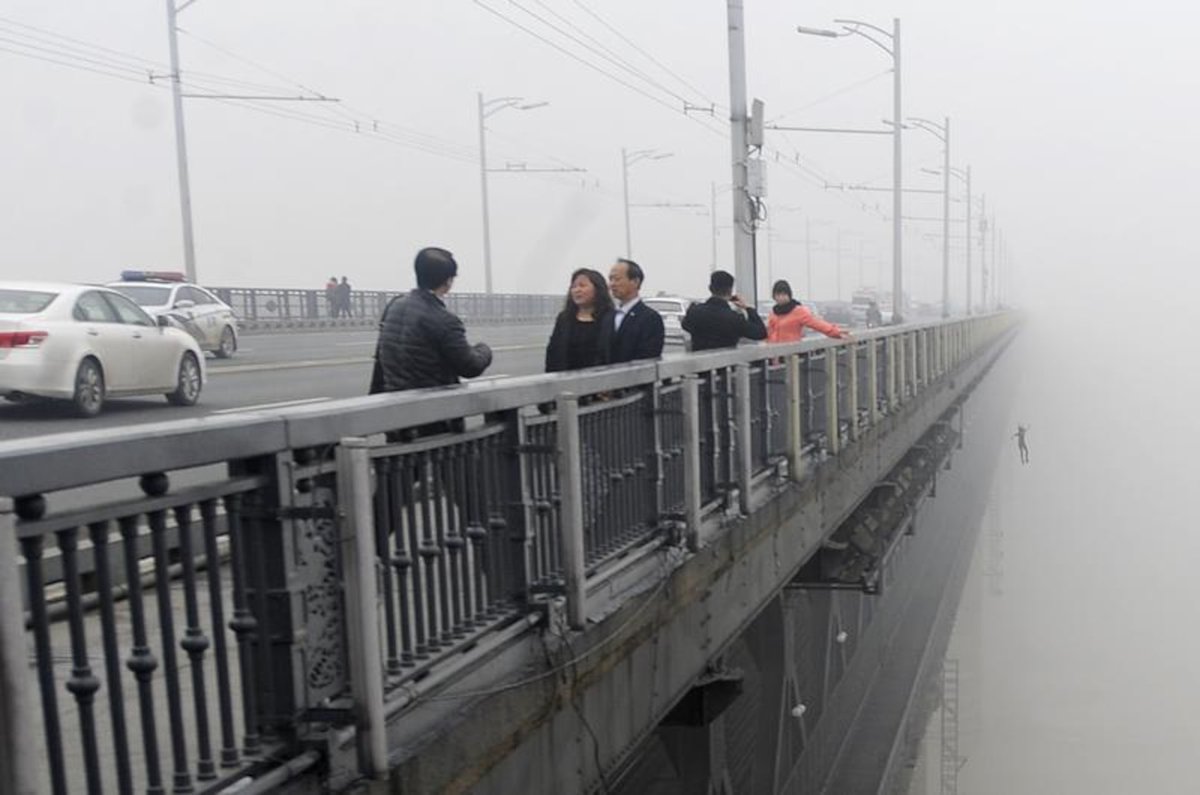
[0,43,153,87]
[515,0,697,108]
[473,0,724,140]
[571,0,723,112]
[769,69,892,122]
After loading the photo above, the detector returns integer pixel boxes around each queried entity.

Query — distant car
[819,300,855,327]
[107,271,239,358]
[0,282,206,416]
[643,296,692,343]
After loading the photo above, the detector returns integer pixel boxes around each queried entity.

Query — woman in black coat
[545,268,614,372]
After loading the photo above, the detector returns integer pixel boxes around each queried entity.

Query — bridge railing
[0,314,1016,792]
[210,287,562,325]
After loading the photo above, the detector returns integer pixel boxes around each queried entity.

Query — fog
[6,1,1200,790]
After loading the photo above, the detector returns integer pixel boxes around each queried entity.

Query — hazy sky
[5,1,1200,307]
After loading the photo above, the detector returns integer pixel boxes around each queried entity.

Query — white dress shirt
[613,296,642,332]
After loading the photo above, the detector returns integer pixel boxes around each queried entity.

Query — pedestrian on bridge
[325,276,338,317]
[369,248,492,403]
[681,269,767,352]
[766,280,848,343]
[545,268,614,372]
[607,258,664,364]
[335,276,353,318]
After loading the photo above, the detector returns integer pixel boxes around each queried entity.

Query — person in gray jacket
[370,247,492,395]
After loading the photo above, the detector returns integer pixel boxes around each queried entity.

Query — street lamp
[797,17,904,323]
[622,149,673,258]
[908,116,950,317]
[477,93,550,295]
[922,164,972,314]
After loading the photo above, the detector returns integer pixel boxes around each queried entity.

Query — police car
[107,271,240,358]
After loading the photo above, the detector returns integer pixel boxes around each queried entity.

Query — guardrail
[0,313,1016,793]
[209,287,562,326]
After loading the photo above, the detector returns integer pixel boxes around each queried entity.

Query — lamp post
[909,117,950,317]
[797,18,903,323]
[622,149,673,258]
[477,94,550,295]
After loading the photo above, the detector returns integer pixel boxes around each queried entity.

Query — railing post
[681,376,704,551]
[824,348,840,456]
[895,334,906,405]
[867,339,880,427]
[921,330,930,389]
[555,394,588,629]
[846,342,859,441]
[734,363,754,514]
[336,438,387,779]
[910,331,919,394]
[886,336,898,410]
[0,499,35,794]
[785,354,805,480]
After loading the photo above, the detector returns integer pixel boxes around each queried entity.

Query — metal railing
[0,313,1015,792]
[210,287,562,325]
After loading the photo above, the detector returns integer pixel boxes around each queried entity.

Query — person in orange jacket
[766,279,849,343]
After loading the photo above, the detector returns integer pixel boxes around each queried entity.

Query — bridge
[0,312,1018,794]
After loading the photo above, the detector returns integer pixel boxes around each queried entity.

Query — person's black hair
[772,279,793,298]
[709,270,735,295]
[561,268,614,317]
[414,247,458,290]
[615,258,644,286]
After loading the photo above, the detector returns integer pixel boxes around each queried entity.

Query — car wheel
[166,352,202,406]
[73,358,105,417]
[215,326,237,359]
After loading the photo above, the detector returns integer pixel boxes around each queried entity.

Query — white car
[107,271,239,358]
[0,282,206,417]
[644,296,692,343]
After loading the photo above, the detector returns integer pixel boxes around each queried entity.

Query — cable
[769,69,891,122]
[0,43,156,87]
[571,0,724,112]
[517,0,696,108]
[474,0,726,144]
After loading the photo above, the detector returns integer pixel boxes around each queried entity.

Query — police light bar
[121,270,187,282]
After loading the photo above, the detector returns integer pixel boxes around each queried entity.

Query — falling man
[1013,425,1030,464]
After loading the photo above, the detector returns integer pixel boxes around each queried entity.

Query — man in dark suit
[607,258,665,363]
[682,269,767,351]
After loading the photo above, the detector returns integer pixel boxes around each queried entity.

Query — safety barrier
[0,313,1016,792]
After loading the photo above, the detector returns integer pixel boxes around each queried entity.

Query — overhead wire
[517,0,697,109]
[571,0,725,113]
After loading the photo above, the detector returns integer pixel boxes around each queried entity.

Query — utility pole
[165,0,197,283]
[765,217,774,290]
[622,147,632,257]
[477,92,494,295]
[941,118,950,317]
[991,216,999,310]
[726,1,757,301]
[621,148,672,259]
[979,194,988,312]
[965,167,972,315]
[836,228,843,300]
[891,17,903,323]
[805,217,813,299]
[476,95,558,294]
[711,182,718,271]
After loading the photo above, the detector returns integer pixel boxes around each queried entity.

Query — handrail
[0,314,1006,498]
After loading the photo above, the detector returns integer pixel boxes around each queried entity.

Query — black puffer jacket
[372,289,492,393]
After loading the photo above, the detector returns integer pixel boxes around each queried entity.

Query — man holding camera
[682,269,767,352]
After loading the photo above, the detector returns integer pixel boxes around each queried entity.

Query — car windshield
[645,300,683,314]
[111,284,172,306]
[0,289,58,313]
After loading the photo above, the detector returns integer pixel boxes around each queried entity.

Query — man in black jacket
[371,248,492,394]
[607,258,665,363]
[682,270,767,351]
